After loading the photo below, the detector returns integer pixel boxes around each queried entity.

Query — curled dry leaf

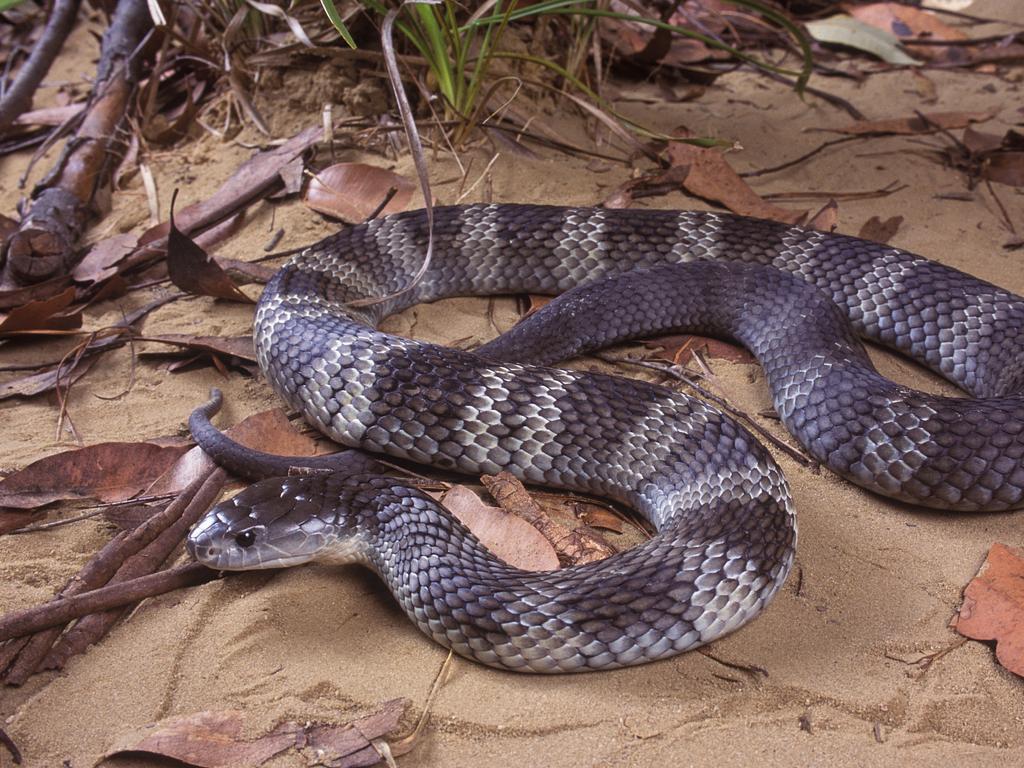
[440,485,559,572]
[0,442,190,513]
[106,698,408,768]
[139,335,258,376]
[305,162,414,224]
[953,543,1024,678]
[141,126,322,245]
[0,274,73,310]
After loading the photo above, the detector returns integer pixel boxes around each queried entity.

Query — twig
[0,727,22,765]
[598,353,818,471]
[1,472,220,684]
[758,70,865,120]
[0,563,215,643]
[6,492,178,534]
[741,136,863,178]
[41,469,226,669]
[0,0,81,131]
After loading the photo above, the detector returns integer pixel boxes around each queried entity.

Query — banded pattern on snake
[187,204,1024,673]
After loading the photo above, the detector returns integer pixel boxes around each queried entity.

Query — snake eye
[234,529,257,548]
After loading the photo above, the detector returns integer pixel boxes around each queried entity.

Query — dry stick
[0,0,81,131]
[6,0,151,283]
[740,135,863,178]
[0,563,214,643]
[480,472,615,566]
[597,353,818,472]
[40,469,226,670]
[1,472,216,684]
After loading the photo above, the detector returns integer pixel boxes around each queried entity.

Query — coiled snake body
[188,205,1024,673]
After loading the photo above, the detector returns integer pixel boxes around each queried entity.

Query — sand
[2,2,1024,765]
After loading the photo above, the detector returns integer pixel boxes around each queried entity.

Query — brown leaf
[824,109,998,136]
[219,258,276,284]
[642,334,754,366]
[108,710,297,767]
[953,543,1024,678]
[858,215,904,243]
[0,287,81,336]
[0,355,97,401]
[140,125,322,244]
[302,698,408,767]
[139,334,257,363]
[575,503,625,533]
[167,205,254,304]
[981,152,1024,188]
[666,142,805,224]
[0,443,190,511]
[106,699,407,768]
[305,163,414,223]
[0,275,73,311]
[71,233,139,284]
[849,2,968,61]
[440,485,559,571]
[806,199,839,232]
[146,407,323,497]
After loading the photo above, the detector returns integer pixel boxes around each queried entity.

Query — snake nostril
[235,530,257,548]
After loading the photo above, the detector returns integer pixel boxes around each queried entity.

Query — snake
[186,204,1024,673]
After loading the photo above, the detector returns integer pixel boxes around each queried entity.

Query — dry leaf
[0,355,97,402]
[0,275,73,311]
[106,699,407,768]
[666,142,805,224]
[824,109,997,136]
[146,407,324,496]
[167,206,254,304]
[575,503,625,533]
[953,543,1024,678]
[807,199,839,232]
[140,125,321,245]
[0,443,190,511]
[0,286,81,336]
[440,485,559,571]
[305,163,414,223]
[849,2,969,62]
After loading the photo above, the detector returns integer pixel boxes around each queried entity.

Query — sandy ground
[2,2,1024,766]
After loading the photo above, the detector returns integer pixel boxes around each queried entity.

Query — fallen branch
[0,0,81,132]
[0,562,215,644]
[40,469,226,670]
[5,0,151,283]
[0,469,224,683]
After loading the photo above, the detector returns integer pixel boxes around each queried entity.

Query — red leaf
[954,543,1024,678]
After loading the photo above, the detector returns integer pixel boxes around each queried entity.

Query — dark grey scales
[187,204,1024,673]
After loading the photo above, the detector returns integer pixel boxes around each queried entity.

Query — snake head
[188,475,355,570]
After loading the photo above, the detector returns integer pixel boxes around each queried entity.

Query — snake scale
[187,204,1024,673]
